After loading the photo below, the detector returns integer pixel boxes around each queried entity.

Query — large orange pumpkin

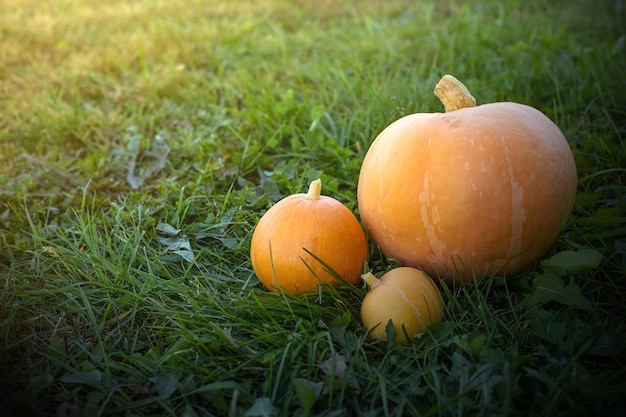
[357,75,577,282]
[251,179,368,293]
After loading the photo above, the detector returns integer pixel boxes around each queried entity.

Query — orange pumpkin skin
[251,179,368,293]
[357,78,577,282]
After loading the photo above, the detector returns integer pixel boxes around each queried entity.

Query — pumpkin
[357,75,577,282]
[250,178,368,293]
[360,267,444,343]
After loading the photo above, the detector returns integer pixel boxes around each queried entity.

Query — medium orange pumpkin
[251,179,368,293]
[357,75,577,282]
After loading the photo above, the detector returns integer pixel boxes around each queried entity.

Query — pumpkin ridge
[419,171,446,266]
[390,283,428,331]
[501,136,526,265]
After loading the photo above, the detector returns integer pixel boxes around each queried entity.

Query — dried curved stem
[434,74,477,112]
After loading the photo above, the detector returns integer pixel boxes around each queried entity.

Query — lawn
[1,0,625,416]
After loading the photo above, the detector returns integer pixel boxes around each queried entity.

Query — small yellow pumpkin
[250,179,368,293]
[357,75,577,282]
[360,267,445,343]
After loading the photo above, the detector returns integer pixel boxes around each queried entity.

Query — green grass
[1,0,625,416]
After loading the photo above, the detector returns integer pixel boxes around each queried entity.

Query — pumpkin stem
[434,75,477,112]
[361,272,382,289]
[306,179,322,200]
